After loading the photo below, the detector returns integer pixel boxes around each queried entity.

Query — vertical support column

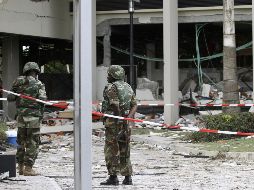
[103,33,111,67]
[163,0,179,124]
[146,43,155,80]
[74,0,94,189]
[2,37,20,119]
[92,13,97,102]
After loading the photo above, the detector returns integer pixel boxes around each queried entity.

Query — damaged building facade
[96,0,253,123]
[0,0,73,118]
[0,0,253,124]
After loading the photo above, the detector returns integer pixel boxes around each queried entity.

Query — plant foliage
[187,112,254,142]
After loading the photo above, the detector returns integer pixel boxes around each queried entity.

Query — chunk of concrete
[201,84,211,98]
[136,89,155,101]
[181,79,197,96]
[249,106,254,113]
[199,110,222,115]
[137,78,159,99]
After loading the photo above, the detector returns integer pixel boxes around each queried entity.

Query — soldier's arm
[38,83,47,100]
[107,84,120,116]
[101,84,109,113]
[128,95,137,118]
[37,83,47,116]
[7,78,21,102]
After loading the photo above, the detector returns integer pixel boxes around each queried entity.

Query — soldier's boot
[23,166,39,176]
[18,164,24,175]
[122,176,133,185]
[100,175,119,185]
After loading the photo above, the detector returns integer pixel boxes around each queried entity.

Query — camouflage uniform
[102,65,137,177]
[8,62,47,168]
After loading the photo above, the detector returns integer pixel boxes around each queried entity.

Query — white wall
[0,0,72,40]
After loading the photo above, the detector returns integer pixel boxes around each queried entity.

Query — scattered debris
[58,110,73,119]
[0,172,9,180]
[183,155,210,158]
[137,77,159,99]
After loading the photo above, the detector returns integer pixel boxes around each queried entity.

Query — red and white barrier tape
[176,126,254,136]
[0,97,73,105]
[137,103,254,107]
[49,100,74,104]
[92,111,254,136]
[92,111,168,127]
[3,98,253,107]
[1,89,70,109]
[92,102,254,107]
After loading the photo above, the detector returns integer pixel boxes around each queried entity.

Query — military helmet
[23,62,40,74]
[108,65,125,80]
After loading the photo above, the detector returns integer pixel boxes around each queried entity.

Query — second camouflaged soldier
[7,62,47,176]
[100,65,137,186]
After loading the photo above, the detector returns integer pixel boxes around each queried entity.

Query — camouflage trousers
[16,116,41,167]
[104,118,133,176]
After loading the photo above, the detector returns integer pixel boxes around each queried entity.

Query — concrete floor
[1,127,254,189]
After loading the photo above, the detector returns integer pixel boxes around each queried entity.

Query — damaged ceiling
[96,0,251,11]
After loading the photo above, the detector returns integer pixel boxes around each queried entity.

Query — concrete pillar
[92,17,97,102]
[2,37,20,119]
[103,34,111,67]
[74,0,94,189]
[163,0,179,124]
[146,43,155,80]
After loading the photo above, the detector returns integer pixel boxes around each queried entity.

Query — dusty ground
[1,131,254,190]
[36,133,74,189]
[93,134,254,190]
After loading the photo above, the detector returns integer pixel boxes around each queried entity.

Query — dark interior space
[180,22,252,68]
[96,0,251,11]
[97,24,163,77]
[97,21,252,86]
[20,37,73,100]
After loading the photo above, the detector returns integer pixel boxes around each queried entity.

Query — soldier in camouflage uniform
[7,62,47,176]
[100,65,137,186]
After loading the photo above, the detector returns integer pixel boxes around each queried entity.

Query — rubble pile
[136,78,160,100]
[179,75,253,108]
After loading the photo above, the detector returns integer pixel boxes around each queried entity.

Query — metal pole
[74,0,93,189]
[163,0,179,124]
[129,0,135,90]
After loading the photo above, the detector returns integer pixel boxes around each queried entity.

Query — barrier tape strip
[92,111,254,136]
[2,88,254,136]
[137,103,254,107]
[49,100,74,104]
[11,98,253,108]
[0,96,72,104]
[1,89,70,109]
[92,102,254,107]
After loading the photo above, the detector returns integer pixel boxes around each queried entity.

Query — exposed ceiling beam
[96,0,251,11]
